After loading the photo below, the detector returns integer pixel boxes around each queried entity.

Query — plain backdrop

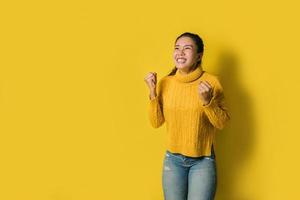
[1,0,300,199]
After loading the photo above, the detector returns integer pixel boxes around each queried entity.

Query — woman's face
[173,36,202,72]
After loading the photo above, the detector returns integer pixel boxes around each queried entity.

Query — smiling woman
[174,39,202,72]
[169,32,204,76]
[144,32,230,200]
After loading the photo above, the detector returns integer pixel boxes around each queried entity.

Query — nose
[178,48,185,56]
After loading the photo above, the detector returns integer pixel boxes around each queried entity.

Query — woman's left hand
[198,81,213,106]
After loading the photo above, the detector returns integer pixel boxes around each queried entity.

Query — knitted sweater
[148,65,230,157]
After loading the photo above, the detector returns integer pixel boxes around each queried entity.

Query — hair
[167,32,204,76]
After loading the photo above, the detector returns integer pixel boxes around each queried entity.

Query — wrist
[202,98,212,106]
[150,89,156,95]
[149,91,157,100]
[203,102,209,106]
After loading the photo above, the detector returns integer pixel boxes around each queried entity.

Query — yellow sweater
[148,65,230,157]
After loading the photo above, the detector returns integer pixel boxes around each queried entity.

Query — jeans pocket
[165,151,172,159]
[165,151,179,161]
[203,156,215,162]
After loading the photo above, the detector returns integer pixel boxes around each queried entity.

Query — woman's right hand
[144,72,157,99]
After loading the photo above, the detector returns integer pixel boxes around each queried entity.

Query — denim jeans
[162,145,217,200]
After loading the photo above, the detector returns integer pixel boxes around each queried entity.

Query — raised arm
[202,77,230,130]
[148,78,165,128]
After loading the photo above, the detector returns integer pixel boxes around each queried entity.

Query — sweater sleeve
[202,77,230,130]
[148,79,165,128]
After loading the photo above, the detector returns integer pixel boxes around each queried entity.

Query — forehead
[175,37,195,46]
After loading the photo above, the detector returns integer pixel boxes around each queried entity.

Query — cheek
[173,52,177,60]
[185,53,194,61]
[188,53,198,61]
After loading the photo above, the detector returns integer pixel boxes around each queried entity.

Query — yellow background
[1,0,300,199]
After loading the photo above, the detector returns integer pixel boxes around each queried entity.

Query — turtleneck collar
[174,65,204,83]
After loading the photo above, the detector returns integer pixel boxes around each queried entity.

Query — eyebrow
[175,44,193,48]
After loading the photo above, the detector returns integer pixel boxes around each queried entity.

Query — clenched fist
[198,80,213,106]
[144,72,157,100]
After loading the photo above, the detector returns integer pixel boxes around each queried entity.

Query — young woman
[144,32,230,200]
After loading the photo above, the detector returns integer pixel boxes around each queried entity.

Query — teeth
[177,58,186,63]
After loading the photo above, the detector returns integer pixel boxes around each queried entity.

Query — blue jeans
[162,146,217,200]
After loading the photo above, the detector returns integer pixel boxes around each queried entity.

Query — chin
[175,64,192,70]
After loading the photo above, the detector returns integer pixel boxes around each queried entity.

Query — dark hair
[168,32,204,76]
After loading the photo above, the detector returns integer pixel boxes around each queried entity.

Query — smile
[176,58,187,63]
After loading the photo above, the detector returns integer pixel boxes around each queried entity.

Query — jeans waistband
[167,144,215,159]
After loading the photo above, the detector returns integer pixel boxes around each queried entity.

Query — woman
[144,32,230,200]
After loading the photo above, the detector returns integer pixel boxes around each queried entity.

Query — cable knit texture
[148,65,230,157]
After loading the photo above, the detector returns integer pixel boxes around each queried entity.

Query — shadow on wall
[214,49,256,200]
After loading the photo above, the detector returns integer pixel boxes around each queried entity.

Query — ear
[197,52,203,61]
